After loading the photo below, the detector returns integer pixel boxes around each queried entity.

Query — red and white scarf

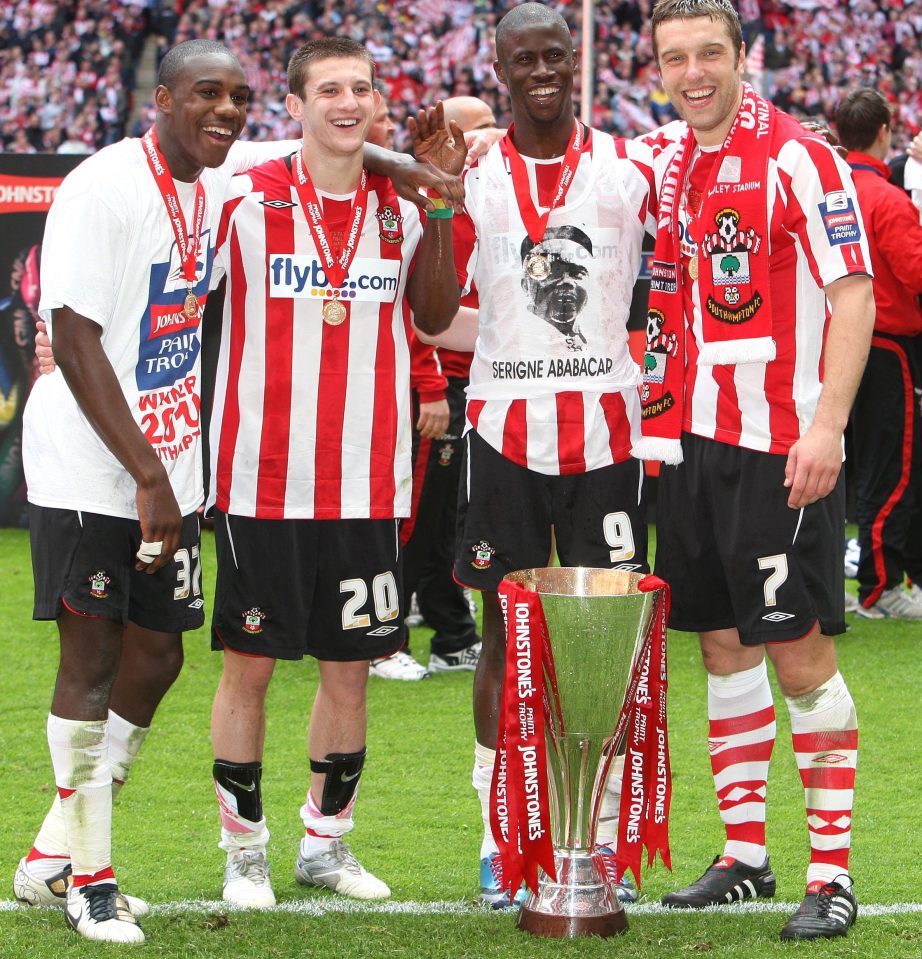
[633,85,807,465]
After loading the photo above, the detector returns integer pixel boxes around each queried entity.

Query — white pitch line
[4,899,922,917]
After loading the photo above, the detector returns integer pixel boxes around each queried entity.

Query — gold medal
[183,290,199,318]
[688,254,699,281]
[323,300,348,325]
[524,252,551,281]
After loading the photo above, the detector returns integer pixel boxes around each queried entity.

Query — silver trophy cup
[503,567,661,938]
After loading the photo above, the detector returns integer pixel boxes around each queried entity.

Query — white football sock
[108,710,150,793]
[473,741,497,859]
[32,709,150,860]
[47,714,112,883]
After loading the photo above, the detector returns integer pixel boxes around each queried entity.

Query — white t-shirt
[456,129,655,474]
[24,136,295,519]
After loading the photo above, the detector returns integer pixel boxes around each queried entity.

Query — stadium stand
[1,1,920,155]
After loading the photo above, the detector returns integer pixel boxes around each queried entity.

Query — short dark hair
[651,0,743,60]
[521,225,594,262]
[495,2,572,62]
[158,40,238,88]
[835,88,892,153]
[287,38,375,96]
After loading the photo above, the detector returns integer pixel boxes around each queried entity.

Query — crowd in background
[1,0,921,155]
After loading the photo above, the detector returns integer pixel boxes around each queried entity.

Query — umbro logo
[188,598,205,609]
[367,625,399,637]
[762,611,795,622]
[261,199,297,209]
[814,752,847,765]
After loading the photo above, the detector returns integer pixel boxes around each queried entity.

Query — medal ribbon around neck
[499,121,583,243]
[292,149,368,301]
[141,126,206,305]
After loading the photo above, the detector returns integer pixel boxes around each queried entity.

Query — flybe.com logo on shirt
[269,255,400,302]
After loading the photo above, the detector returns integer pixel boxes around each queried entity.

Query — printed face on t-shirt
[521,236,591,338]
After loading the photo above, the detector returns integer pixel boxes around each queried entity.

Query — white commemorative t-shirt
[456,129,656,474]
[24,137,295,519]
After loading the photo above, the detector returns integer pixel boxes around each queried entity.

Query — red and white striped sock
[786,671,857,886]
[707,662,776,868]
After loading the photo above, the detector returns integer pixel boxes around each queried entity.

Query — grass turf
[1,527,920,957]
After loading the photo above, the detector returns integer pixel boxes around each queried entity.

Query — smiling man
[19,40,257,944]
[19,37,462,942]
[426,2,656,908]
[205,37,459,910]
[632,0,875,941]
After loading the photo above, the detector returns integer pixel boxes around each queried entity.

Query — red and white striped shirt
[209,155,422,519]
[645,121,871,454]
[455,127,656,475]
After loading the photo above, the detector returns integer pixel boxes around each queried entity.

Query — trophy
[493,567,670,939]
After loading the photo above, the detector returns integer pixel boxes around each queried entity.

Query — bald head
[442,96,496,133]
[494,3,571,62]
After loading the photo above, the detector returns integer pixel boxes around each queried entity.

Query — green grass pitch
[1,527,920,957]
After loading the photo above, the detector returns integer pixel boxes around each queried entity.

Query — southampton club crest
[242,607,267,634]
[701,208,764,323]
[437,442,454,467]
[471,540,496,570]
[375,205,404,244]
[640,308,678,418]
[88,571,111,599]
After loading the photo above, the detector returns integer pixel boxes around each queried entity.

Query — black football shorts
[211,512,405,661]
[454,430,649,592]
[30,505,205,633]
[654,431,846,645]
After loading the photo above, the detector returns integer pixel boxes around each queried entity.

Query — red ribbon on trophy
[491,579,557,895]
[615,574,672,887]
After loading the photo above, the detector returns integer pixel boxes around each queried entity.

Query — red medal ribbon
[291,149,368,298]
[499,121,584,244]
[614,575,672,887]
[491,579,557,895]
[141,126,206,294]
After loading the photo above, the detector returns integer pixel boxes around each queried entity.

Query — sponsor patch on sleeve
[819,193,862,246]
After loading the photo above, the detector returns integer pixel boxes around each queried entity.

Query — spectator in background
[4,1,922,155]
[835,88,922,620]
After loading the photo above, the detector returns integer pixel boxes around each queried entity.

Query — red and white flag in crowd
[747,33,765,80]
[746,32,766,94]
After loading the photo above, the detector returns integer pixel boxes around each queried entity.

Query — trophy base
[514,850,629,939]
[517,907,627,939]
